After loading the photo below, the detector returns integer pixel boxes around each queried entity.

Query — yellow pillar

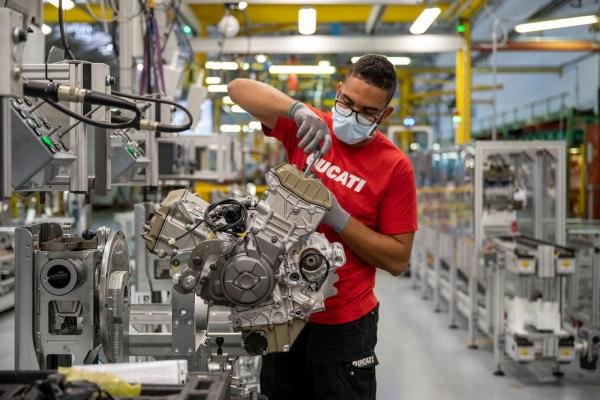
[399,72,413,120]
[398,73,413,151]
[455,22,471,145]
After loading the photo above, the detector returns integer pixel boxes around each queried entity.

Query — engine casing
[143,163,345,355]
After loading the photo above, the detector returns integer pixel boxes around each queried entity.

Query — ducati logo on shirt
[306,153,367,193]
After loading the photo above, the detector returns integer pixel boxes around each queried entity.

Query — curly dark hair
[347,54,397,102]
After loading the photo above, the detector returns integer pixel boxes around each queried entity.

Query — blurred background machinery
[1,0,600,398]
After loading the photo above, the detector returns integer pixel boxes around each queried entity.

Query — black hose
[46,100,140,130]
[23,81,143,129]
[22,80,60,101]
[58,0,75,60]
[204,199,247,234]
[111,90,193,133]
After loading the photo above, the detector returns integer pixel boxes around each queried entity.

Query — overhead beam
[188,4,450,25]
[395,66,562,74]
[456,0,486,20]
[365,5,387,35]
[409,85,503,100]
[471,0,572,66]
[185,0,424,4]
[191,34,461,54]
[43,3,113,23]
[473,40,600,52]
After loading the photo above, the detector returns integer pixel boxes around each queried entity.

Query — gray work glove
[288,101,333,155]
[322,192,351,233]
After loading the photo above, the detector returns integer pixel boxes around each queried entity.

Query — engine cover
[143,163,345,355]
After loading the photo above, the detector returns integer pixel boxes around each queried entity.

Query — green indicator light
[452,115,461,124]
[127,145,139,158]
[41,136,53,147]
[182,25,193,36]
[456,24,466,33]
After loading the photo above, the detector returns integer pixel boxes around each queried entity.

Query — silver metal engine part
[143,163,346,355]
[14,224,131,369]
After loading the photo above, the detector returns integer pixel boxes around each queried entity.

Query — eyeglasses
[334,99,384,127]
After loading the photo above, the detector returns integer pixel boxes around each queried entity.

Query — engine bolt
[186,318,193,326]
[292,207,300,215]
[172,259,180,266]
[271,236,278,243]
[182,275,196,289]
[220,242,231,253]
[192,256,202,266]
[209,264,217,270]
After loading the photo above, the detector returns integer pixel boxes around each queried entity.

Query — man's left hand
[322,191,350,233]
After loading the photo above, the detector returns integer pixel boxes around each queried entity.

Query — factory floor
[375,271,600,400]
[0,271,599,399]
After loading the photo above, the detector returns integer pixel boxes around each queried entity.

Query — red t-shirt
[263,106,418,324]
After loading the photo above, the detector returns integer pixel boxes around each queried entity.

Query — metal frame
[412,141,573,375]
[21,63,111,194]
[157,134,241,183]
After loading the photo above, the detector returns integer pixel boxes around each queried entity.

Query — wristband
[287,101,302,119]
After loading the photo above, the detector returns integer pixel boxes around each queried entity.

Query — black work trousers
[260,304,379,400]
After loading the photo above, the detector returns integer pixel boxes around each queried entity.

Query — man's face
[335,75,394,144]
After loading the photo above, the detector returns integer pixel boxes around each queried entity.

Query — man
[228,54,417,400]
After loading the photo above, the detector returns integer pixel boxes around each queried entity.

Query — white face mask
[332,107,377,145]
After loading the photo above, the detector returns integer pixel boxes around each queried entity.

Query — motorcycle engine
[143,163,345,355]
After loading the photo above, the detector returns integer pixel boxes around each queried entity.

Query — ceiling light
[207,84,229,93]
[514,14,599,33]
[223,96,234,105]
[220,124,242,133]
[351,56,411,66]
[248,121,262,131]
[298,7,317,35]
[231,104,247,113]
[45,0,75,10]
[318,60,331,67]
[41,24,52,35]
[217,13,240,38]
[205,61,239,70]
[238,1,248,10]
[205,76,222,84]
[269,65,336,75]
[256,54,267,63]
[410,7,441,35]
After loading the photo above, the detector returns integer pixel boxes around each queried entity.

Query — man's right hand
[288,102,332,155]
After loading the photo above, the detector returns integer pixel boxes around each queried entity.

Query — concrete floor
[375,271,600,400]
[0,271,599,399]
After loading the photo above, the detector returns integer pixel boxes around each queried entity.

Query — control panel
[10,97,76,189]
